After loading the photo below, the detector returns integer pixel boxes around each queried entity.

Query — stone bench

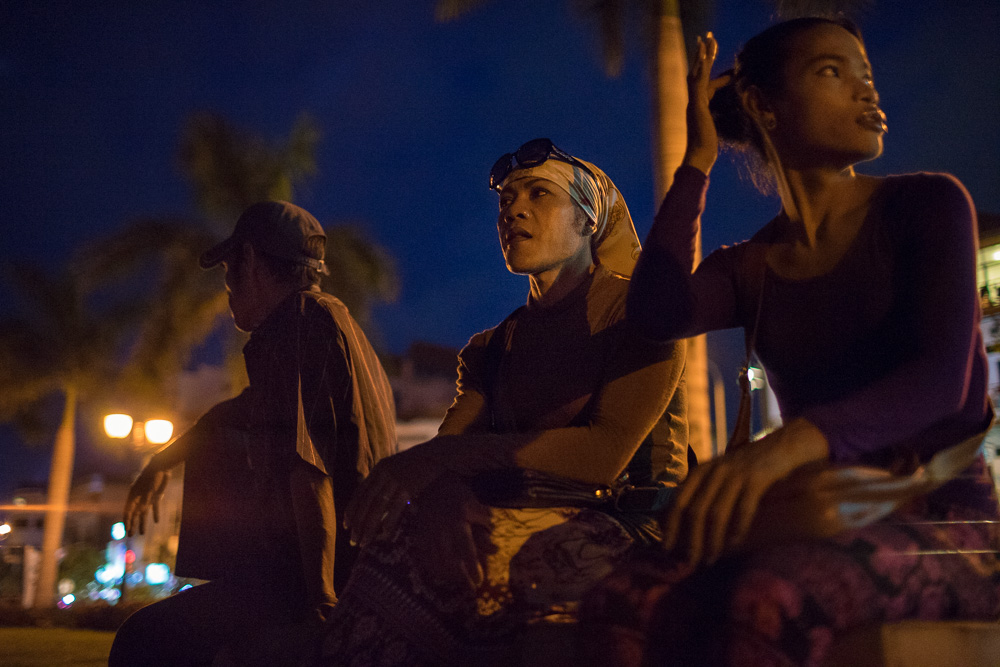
[824,621,1000,667]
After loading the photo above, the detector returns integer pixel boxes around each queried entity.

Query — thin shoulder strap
[727,243,767,451]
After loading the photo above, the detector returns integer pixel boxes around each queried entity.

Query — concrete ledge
[825,621,1000,667]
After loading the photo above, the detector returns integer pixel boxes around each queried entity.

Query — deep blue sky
[1,0,998,493]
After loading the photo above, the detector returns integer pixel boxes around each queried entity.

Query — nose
[858,77,878,105]
[500,200,528,225]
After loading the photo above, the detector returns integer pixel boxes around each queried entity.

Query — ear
[241,241,256,270]
[741,85,776,131]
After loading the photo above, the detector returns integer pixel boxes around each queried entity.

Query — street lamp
[104,414,173,449]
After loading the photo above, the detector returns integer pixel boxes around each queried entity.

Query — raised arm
[628,34,741,341]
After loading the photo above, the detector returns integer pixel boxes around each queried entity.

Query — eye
[499,195,513,209]
[531,187,549,198]
[818,64,839,77]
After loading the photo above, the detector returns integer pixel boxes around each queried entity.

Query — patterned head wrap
[499,157,641,277]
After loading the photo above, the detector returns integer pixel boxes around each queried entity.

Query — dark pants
[109,580,303,667]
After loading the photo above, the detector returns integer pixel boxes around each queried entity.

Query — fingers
[377,490,412,543]
[705,472,746,564]
[662,462,710,550]
[452,522,485,589]
[689,32,719,87]
[677,462,733,566]
[344,469,386,534]
[729,481,768,552]
[137,500,148,536]
[124,493,149,536]
[347,475,393,547]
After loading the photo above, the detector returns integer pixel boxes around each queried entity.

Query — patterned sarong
[320,506,645,666]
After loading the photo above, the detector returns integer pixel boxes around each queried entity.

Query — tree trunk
[651,0,713,463]
[34,384,77,608]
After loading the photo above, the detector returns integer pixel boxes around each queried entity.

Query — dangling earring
[764,116,777,131]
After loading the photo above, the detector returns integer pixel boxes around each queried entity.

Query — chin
[502,251,535,276]
[504,261,534,276]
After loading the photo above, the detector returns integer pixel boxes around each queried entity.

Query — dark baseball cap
[199,200,328,273]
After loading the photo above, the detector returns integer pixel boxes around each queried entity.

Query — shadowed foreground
[0,627,114,667]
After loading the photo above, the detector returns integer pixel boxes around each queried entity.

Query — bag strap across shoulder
[728,242,768,451]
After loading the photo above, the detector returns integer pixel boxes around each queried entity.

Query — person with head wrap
[319,140,689,665]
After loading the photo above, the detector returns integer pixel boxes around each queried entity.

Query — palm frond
[323,224,400,327]
[435,0,494,22]
[769,0,872,20]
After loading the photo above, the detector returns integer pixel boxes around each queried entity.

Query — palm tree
[0,262,131,607]
[87,112,399,398]
[436,0,870,460]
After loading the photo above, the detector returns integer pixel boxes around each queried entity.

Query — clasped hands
[344,446,495,589]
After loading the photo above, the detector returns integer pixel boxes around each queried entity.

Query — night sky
[1,0,998,495]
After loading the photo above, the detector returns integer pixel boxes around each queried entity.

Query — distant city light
[145,563,170,585]
[104,414,134,439]
[124,549,136,564]
[96,564,124,584]
[993,250,1000,261]
[0,523,10,535]
[58,593,76,608]
[144,419,174,444]
[111,522,126,541]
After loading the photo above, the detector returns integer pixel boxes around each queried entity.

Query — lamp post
[103,414,173,602]
[103,414,174,450]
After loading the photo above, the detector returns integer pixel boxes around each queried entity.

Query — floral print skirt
[319,506,644,666]
[577,459,1000,667]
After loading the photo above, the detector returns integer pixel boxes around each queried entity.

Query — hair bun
[709,70,754,148]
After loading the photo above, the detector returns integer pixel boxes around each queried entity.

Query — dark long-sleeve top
[436,264,689,487]
[629,165,991,467]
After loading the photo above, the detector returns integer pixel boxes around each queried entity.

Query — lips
[858,107,887,134]
[503,227,532,248]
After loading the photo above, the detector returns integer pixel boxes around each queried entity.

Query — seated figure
[320,139,690,665]
[109,201,397,666]
[580,19,1000,667]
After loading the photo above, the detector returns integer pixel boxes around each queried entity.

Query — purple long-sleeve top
[629,164,992,465]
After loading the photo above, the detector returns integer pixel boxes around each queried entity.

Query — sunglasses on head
[489,138,596,191]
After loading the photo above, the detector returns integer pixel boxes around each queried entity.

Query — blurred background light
[145,563,170,585]
[104,414,134,439]
[143,419,173,444]
[111,522,126,541]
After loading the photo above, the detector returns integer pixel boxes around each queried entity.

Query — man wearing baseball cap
[110,201,398,666]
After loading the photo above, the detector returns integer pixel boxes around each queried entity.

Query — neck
[527,255,595,309]
[249,282,302,331]
[774,164,862,248]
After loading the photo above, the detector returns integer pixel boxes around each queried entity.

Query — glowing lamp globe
[104,414,134,439]
[144,419,174,444]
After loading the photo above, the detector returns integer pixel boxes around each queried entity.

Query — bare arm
[124,393,249,536]
[426,335,687,486]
